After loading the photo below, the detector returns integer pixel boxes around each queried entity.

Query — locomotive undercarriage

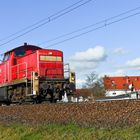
[0,78,73,105]
[39,80,73,103]
[7,84,26,104]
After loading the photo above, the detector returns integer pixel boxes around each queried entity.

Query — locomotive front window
[40,56,62,61]
[14,48,25,57]
[3,53,10,61]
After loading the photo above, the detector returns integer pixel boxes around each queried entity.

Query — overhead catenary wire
[0,0,94,46]
[1,4,140,54]
[38,6,140,46]
[0,0,91,42]
[38,7,140,48]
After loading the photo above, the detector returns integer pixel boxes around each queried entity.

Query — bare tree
[85,72,98,88]
[84,72,105,99]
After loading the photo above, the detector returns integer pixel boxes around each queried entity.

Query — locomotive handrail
[11,62,71,80]
[64,63,71,78]
[11,62,28,80]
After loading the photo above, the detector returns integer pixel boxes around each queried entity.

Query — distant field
[0,123,140,140]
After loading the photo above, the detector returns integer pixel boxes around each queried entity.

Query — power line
[43,9,140,48]
[39,6,140,46]
[0,0,94,46]
[0,0,89,42]
[0,0,92,42]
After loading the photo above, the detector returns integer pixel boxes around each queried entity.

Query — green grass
[0,123,140,140]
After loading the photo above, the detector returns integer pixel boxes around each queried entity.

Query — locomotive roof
[4,43,62,54]
[5,43,42,54]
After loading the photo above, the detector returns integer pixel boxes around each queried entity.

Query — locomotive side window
[3,53,10,61]
[14,48,26,57]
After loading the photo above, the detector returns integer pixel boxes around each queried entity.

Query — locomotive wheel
[8,85,26,104]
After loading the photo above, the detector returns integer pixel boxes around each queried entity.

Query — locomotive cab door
[11,47,26,80]
[4,61,10,83]
[11,56,18,80]
[2,53,10,83]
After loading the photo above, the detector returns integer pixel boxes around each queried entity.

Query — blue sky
[0,0,140,87]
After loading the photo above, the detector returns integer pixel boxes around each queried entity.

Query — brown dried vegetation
[0,100,140,128]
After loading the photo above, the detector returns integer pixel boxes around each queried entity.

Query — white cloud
[70,46,107,62]
[69,46,107,72]
[114,58,140,74]
[126,58,140,67]
[100,69,125,77]
[113,47,127,55]
[109,70,125,76]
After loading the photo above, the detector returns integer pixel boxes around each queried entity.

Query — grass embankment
[0,124,140,140]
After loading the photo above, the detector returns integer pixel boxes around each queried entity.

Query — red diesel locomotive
[0,43,75,104]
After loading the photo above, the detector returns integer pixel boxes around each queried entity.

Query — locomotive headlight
[35,77,38,80]
[69,72,76,83]
[71,77,75,81]
[33,72,38,79]
[32,72,39,95]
